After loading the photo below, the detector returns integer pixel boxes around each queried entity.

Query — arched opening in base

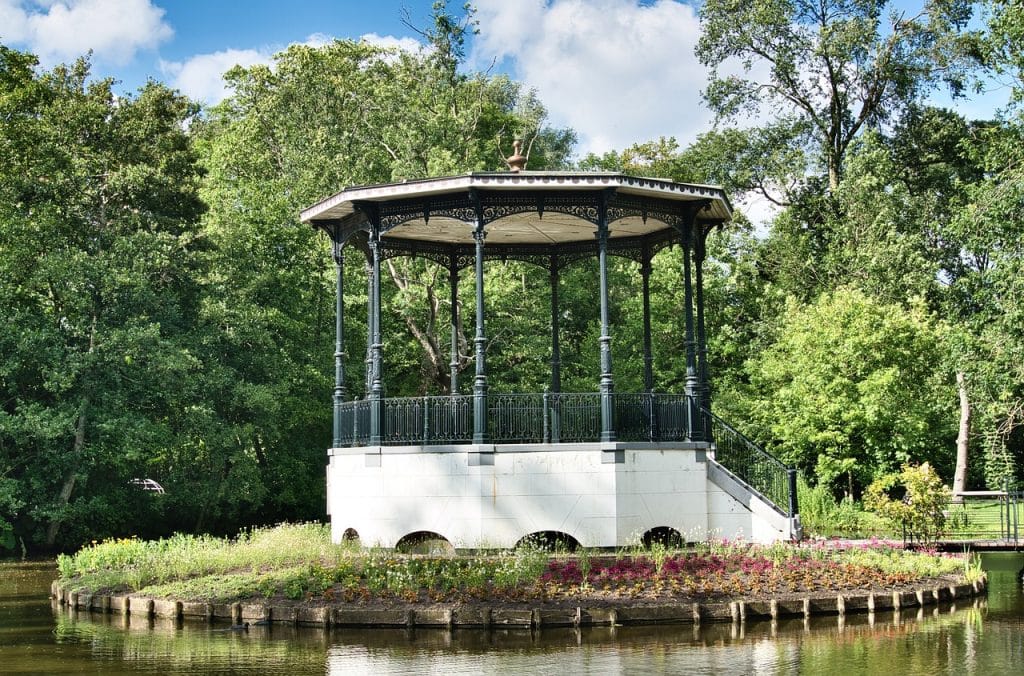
[515,531,581,552]
[395,531,455,556]
[641,526,684,549]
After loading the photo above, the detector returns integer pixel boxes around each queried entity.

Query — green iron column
[368,226,384,445]
[641,245,654,394]
[449,255,460,394]
[364,254,374,398]
[681,213,702,441]
[332,236,348,448]
[641,245,657,441]
[694,226,711,437]
[596,200,615,443]
[549,254,561,394]
[472,222,489,444]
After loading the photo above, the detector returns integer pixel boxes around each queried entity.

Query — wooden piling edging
[52,574,988,630]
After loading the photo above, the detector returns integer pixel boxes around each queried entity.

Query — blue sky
[0,0,1009,169]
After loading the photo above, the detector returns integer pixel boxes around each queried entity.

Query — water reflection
[52,607,329,674]
[2,554,1021,675]
[49,599,990,675]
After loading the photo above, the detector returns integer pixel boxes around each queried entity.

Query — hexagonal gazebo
[301,168,800,549]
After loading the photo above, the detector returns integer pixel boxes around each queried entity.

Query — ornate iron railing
[547,392,601,442]
[425,395,472,443]
[489,393,545,443]
[705,408,797,517]
[336,399,370,446]
[335,392,717,449]
[656,393,691,441]
[337,396,472,446]
[614,393,654,442]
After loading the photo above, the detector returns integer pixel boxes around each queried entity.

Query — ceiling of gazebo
[301,172,732,248]
[379,212,665,246]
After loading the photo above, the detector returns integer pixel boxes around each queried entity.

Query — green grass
[57,522,351,594]
[942,500,1024,539]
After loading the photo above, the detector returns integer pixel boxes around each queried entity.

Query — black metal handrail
[704,408,797,517]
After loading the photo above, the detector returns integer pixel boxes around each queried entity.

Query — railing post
[787,468,799,518]
[551,393,561,444]
[352,398,360,446]
[1003,479,1010,540]
[1007,485,1015,544]
[543,390,550,444]
[423,396,429,445]
[648,393,659,441]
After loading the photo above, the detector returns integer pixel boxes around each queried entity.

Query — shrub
[864,463,950,542]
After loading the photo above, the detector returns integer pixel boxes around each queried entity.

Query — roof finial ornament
[506,138,527,172]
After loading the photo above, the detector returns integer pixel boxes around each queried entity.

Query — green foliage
[57,522,335,591]
[795,475,867,536]
[0,46,209,548]
[698,0,977,193]
[833,542,967,579]
[0,477,22,551]
[864,463,951,542]
[945,113,1024,486]
[984,0,1024,105]
[741,288,953,493]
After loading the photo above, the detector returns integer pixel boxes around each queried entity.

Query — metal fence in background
[913,489,1022,547]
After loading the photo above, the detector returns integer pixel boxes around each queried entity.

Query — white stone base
[326,442,796,549]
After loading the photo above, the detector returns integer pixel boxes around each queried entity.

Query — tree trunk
[952,371,971,500]
[45,315,96,548]
[385,259,468,393]
[828,156,841,193]
[45,404,87,547]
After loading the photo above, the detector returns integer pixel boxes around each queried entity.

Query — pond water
[1,554,1022,675]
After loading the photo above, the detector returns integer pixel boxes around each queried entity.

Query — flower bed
[55,525,984,618]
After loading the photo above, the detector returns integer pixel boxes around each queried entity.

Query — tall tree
[200,12,573,403]
[741,288,953,495]
[0,46,207,548]
[698,0,977,196]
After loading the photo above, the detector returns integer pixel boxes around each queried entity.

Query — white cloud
[160,49,267,106]
[0,0,172,66]
[0,1,30,41]
[359,32,422,55]
[162,32,424,107]
[472,0,711,156]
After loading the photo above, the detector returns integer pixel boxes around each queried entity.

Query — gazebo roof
[301,172,732,252]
